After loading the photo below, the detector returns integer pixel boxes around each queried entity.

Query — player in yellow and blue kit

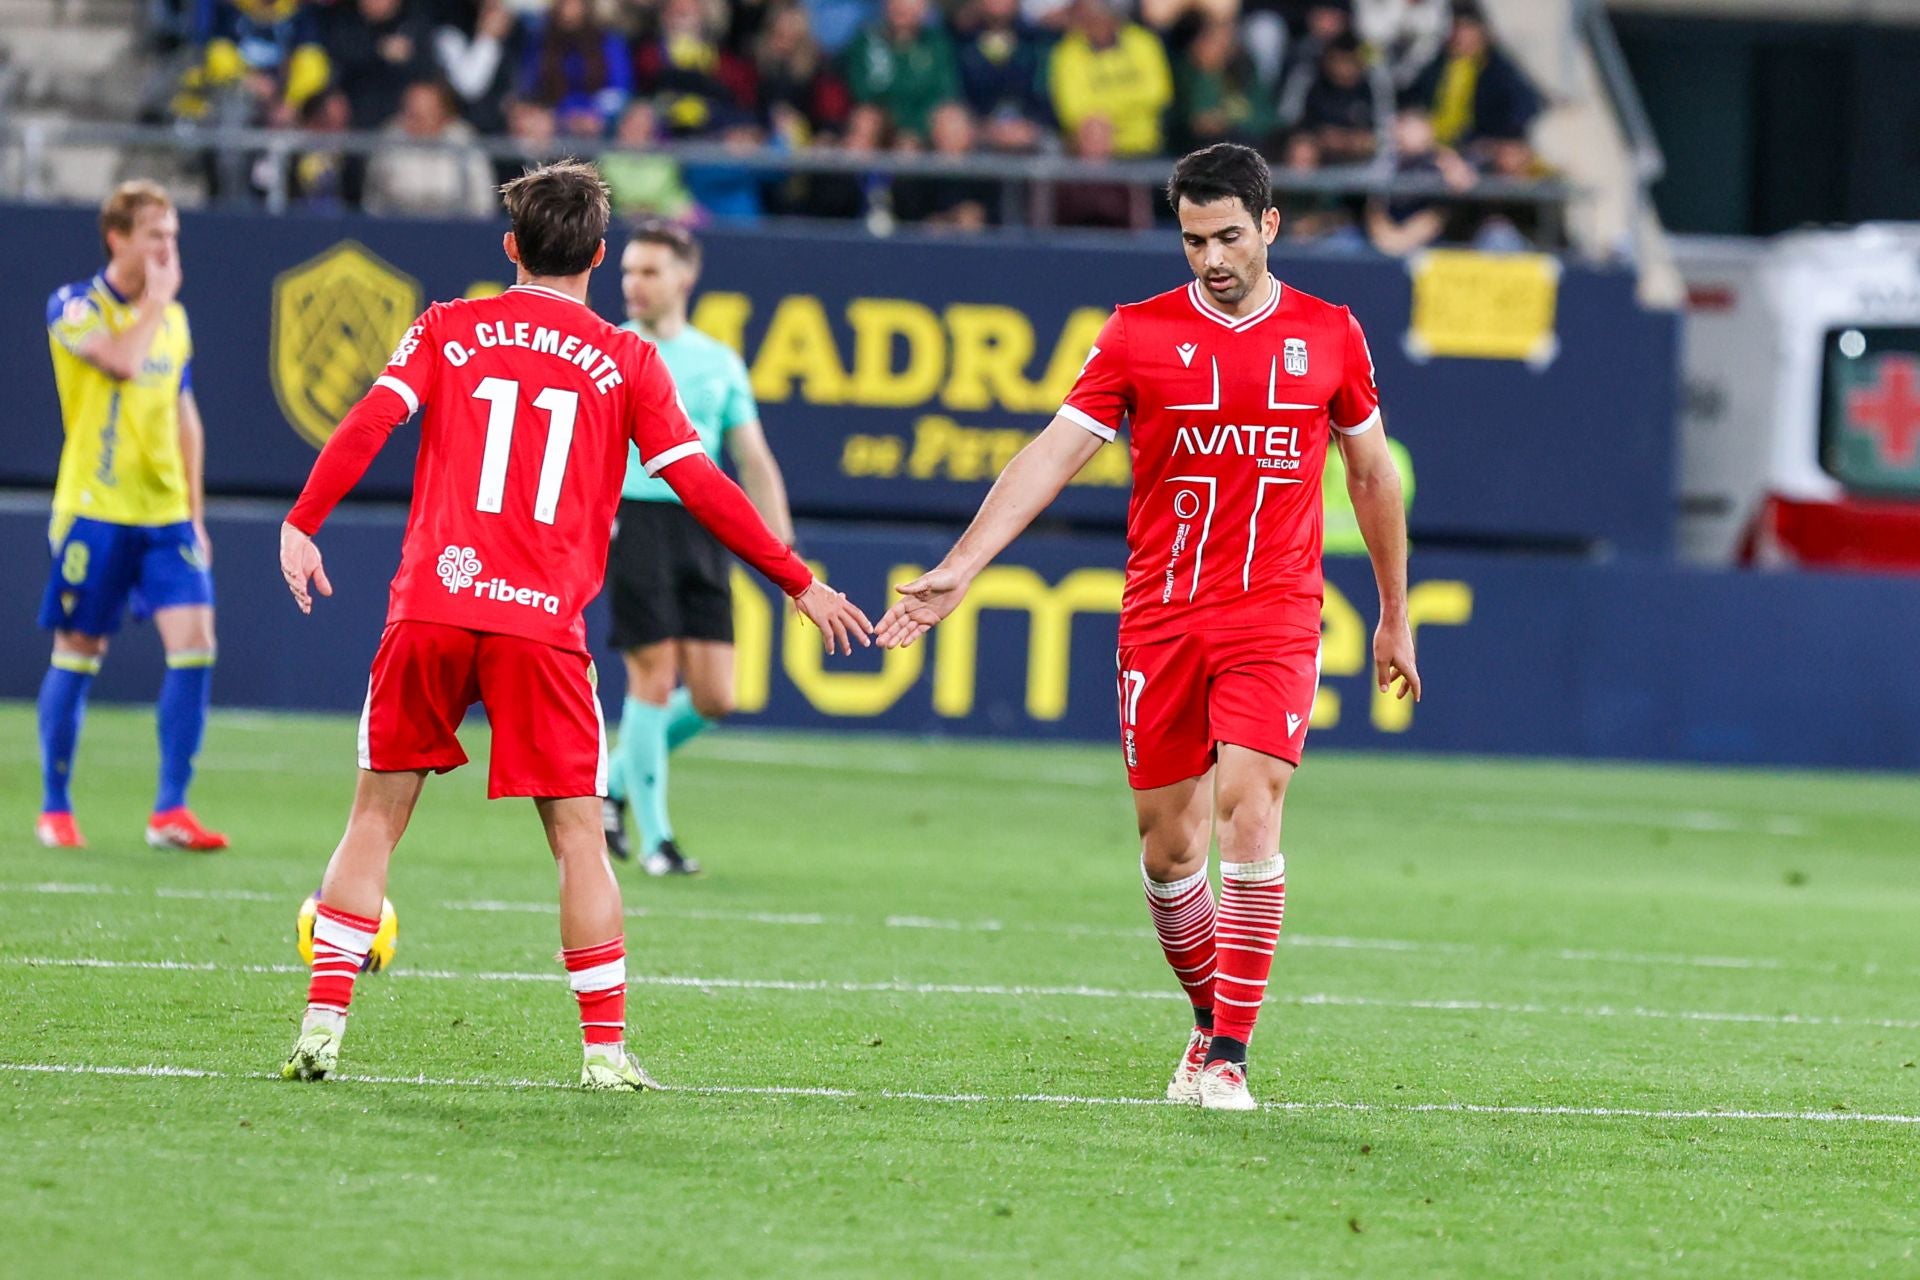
[35,180,228,852]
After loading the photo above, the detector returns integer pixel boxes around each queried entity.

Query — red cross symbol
[1846,355,1920,468]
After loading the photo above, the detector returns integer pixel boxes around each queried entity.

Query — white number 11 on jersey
[472,377,579,525]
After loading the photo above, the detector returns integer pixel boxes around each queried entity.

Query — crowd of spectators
[160,0,1551,251]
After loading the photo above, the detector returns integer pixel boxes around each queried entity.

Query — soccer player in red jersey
[877,143,1420,1111]
[275,161,871,1090]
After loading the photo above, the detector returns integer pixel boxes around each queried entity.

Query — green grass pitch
[3,701,1919,1278]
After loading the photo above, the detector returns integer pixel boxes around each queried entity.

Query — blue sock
[155,651,213,813]
[620,697,673,854]
[664,686,712,753]
[37,656,98,814]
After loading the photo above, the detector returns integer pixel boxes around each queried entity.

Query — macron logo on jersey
[437,544,561,616]
[1176,342,1198,367]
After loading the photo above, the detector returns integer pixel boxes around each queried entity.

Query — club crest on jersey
[270,241,423,449]
[1176,342,1198,367]
[1283,338,1309,377]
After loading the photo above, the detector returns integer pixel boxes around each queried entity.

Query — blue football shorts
[37,515,215,636]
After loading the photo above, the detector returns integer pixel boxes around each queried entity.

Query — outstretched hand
[279,521,332,614]
[875,565,971,650]
[793,580,874,655]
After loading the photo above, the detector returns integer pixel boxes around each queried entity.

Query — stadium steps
[1480,0,1682,307]
[0,0,169,198]
[0,24,141,113]
[0,0,59,22]
[4,100,208,205]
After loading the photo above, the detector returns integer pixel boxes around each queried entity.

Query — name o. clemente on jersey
[440,319,627,394]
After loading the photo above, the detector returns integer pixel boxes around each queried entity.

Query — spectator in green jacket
[844,0,962,142]
[1174,16,1274,153]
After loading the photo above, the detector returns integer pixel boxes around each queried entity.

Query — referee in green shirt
[604,222,797,875]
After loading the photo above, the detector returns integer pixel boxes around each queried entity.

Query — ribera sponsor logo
[436,545,560,615]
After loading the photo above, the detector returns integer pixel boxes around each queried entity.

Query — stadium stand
[0,0,1606,253]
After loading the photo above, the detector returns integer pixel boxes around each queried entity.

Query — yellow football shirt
[45,273,194,527]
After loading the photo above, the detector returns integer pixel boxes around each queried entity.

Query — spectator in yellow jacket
[1048,0,1173,157]
[174,0,329,126]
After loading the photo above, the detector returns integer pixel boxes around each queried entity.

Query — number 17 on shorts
[1116,629,1323,791]
[1117,663,1147,773]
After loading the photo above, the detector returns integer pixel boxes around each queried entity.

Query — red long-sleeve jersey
[288,284,812,652]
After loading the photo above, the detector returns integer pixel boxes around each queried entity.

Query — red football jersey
[1060,275,1381,646]
[369,284,706,651]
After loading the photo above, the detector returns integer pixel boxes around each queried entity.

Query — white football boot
[580,1045,660,1092]
[1197,1059,1258,1112]
[1166,1029,1211,1103]
[281,1011,344,1081]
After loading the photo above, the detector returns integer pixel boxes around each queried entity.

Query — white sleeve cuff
[1332,407,1380,437]
[373,375,420,416]
[643,439,706,476]
[1058,403,1117,441]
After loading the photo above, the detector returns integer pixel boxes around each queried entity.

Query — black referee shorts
[608,499,735,650]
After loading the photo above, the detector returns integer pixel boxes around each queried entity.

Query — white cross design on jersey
[1166,357,1219,411]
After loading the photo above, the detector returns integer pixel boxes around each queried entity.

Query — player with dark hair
[37,180,226,852]
[601,219,796,876]
[878,142,1420,1111]
[276,160,871,1090]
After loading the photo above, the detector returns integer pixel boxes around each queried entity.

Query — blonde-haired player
[37,180,226,851]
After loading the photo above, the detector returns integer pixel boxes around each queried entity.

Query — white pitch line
[155,887,284,903]
[2,1061,1915,1127]
[0,882,1875,976]
[433,898,1791,971]
[15,956,1920,1032]
[452,897,833,928]
[1449,802,1811,839]
[0,882,287,904]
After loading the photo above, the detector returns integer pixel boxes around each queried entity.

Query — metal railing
[0,116,1574,238]
[1578,0,1665,188]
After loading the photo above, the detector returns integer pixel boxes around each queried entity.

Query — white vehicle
[1674,226,1920,567]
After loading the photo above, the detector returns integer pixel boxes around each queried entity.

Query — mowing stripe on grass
[0,881,1819,975]
[2,1061,1914,1126]
[0,736,1837,838]
[16,955,1920,1031]
[690,740,1826,838]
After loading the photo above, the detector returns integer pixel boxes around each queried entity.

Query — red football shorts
[358,620,608,799]
[1116,626,1322,791]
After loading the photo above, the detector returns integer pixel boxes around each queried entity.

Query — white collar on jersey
[1185,273,1282,332]
[507,283,588,307]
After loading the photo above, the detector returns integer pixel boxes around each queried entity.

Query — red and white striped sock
[306,902,380,1017]
[1210,854,1287,1055]
[1144,862,1217,1029]
[563,936,627,1049]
